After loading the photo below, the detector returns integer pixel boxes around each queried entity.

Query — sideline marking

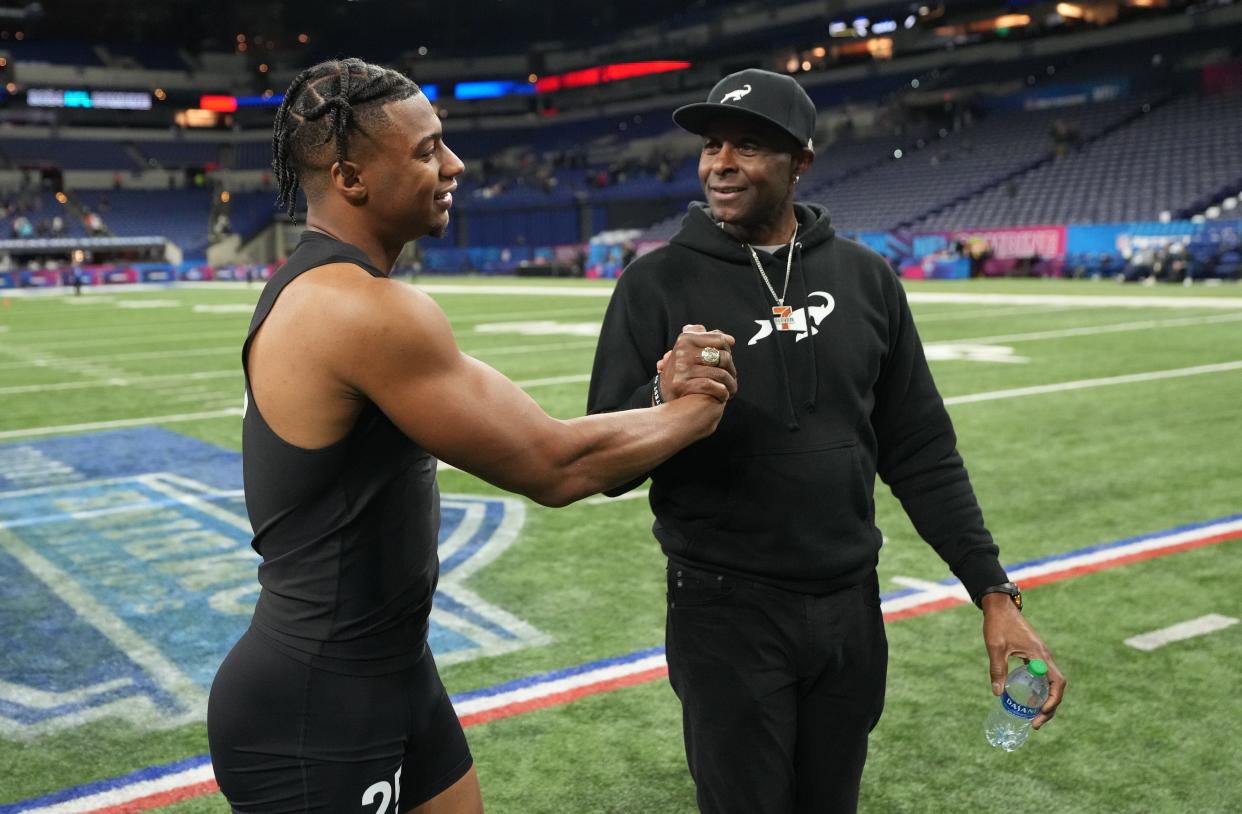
[1124,614,1238,652]
[7,514,1240,814]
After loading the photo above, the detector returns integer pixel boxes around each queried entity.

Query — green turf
[1,277,1240,813]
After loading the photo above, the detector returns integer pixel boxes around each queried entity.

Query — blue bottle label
[1001,691,1039,719]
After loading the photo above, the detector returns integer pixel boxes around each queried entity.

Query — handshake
[652,324,738,407]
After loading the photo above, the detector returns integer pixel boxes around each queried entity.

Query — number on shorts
[362,766,403,814]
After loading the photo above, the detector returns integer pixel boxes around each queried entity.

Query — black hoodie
[587,201,1007,598]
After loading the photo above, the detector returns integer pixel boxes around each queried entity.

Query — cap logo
[720,84,752,103]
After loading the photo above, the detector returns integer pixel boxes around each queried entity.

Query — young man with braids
[207,58,737,814]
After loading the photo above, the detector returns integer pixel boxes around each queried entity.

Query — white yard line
[0,408,243,440]
[0,369,240,396]
[906,292,1242,309]
[13,330,245,351]
[3,356,1238,442]
[944,361,1242,406]
[0,346,239,371]
[943,312,1242,345]
[914,303,1103,322]
[1124,614,1239,651]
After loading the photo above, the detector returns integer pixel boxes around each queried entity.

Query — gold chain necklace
[744,225,799,333]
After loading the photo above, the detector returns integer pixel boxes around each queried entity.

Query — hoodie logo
[748,291,835,345]
[721,84,752,103]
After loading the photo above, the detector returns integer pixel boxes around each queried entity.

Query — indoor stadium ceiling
[9,0,761,55]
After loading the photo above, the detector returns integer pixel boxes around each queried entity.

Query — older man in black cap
[587,68,1064,813]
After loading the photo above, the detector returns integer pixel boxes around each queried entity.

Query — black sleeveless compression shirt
[241,231,440,674]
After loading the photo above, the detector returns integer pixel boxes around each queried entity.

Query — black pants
[208,628,472,813]
[666,563,888,814]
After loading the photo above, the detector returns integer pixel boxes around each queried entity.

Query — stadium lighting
[201,95,238,113]
[535,61,691,94]
[872,20,898,34]
[905,15,917,29]
[298,33,309,44]
[1206,206,1221,219]
[829,21,848,36]
[1223,197,1237,210]
[894,149,904,158]
[994,14,1032,27]
[1159,210,1171,223]
[786,57,800,72]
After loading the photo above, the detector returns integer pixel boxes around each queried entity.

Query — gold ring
[700,347,722,367]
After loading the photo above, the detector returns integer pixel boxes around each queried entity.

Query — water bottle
[984,658,1049,751]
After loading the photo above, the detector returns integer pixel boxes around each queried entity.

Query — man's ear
[793,147,815,180]
[331,160,367,204]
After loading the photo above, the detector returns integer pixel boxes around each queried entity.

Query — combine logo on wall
[0,429,540,738]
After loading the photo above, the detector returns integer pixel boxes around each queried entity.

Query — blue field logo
[0,428,540,738]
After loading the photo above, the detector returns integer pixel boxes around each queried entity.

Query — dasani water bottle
[984,658,1049,751]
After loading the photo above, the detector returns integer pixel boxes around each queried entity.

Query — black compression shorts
[207,628,473,813]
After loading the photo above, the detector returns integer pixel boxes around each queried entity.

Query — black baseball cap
[674,68,817,152]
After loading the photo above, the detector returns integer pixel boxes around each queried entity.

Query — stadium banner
[949,225,1066,260]
[17,269,63,287]
[1066,219,1242,257]
[177,263,215,281]
[100,267,139,285]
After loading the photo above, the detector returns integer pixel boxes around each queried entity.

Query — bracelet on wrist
[651,374,665,406]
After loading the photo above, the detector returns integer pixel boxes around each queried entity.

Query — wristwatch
[976,581,1022,611]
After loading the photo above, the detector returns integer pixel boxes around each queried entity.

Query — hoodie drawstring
[749,249,802,432]
[795,241,819,414]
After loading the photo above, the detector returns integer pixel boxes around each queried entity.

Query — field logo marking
[0,429,542,738]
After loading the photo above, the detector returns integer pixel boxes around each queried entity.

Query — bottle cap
[1028,659,1048,677]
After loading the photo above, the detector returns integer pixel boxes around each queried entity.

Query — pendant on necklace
[772,305,795,331]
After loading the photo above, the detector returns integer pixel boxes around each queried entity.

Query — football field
[1,276,1240,813]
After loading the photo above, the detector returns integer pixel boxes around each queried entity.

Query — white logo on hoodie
[748,291,835,345]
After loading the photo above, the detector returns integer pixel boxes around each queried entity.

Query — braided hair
[272,58,421,219]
